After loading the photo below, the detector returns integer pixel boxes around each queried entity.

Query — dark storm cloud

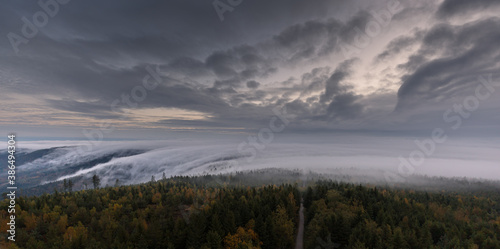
[167,57,209,76]
[326,93,364,120]
[290,67,330,99]
[0,0,393,132]
[272,59,366,124]
[203,44,275,85]
[375,29,423,62]
[169,5,394,88]
[1,0,354,58]
[5,0,499,134]
[320,59,358,103]
[246,80,260,89]
[321,59,365,120]
[365,0,500,131]
[436,0,500,18]
[270,19,343,62]
[395,18,500,111]
[163,12,379,92]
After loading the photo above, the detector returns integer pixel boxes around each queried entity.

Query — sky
[1,0,500,140]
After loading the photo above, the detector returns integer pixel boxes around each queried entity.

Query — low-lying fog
[5,134,500,188]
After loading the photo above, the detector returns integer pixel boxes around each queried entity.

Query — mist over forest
[2,134,499,197]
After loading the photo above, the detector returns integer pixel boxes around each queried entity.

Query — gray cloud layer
[1,0,499,136]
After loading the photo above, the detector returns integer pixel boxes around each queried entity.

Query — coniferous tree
[7,174,500,249]
[68,179,73,192]
[92,174,100,189]
[63,179,68,192]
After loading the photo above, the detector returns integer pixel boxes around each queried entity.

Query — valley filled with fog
[2,134,499,194]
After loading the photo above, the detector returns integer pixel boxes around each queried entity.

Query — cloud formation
[1,0,499,137]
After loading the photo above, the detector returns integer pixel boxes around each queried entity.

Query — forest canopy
[1,171,499,248]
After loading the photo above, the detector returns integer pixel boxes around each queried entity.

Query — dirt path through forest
[295,199,305,249]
